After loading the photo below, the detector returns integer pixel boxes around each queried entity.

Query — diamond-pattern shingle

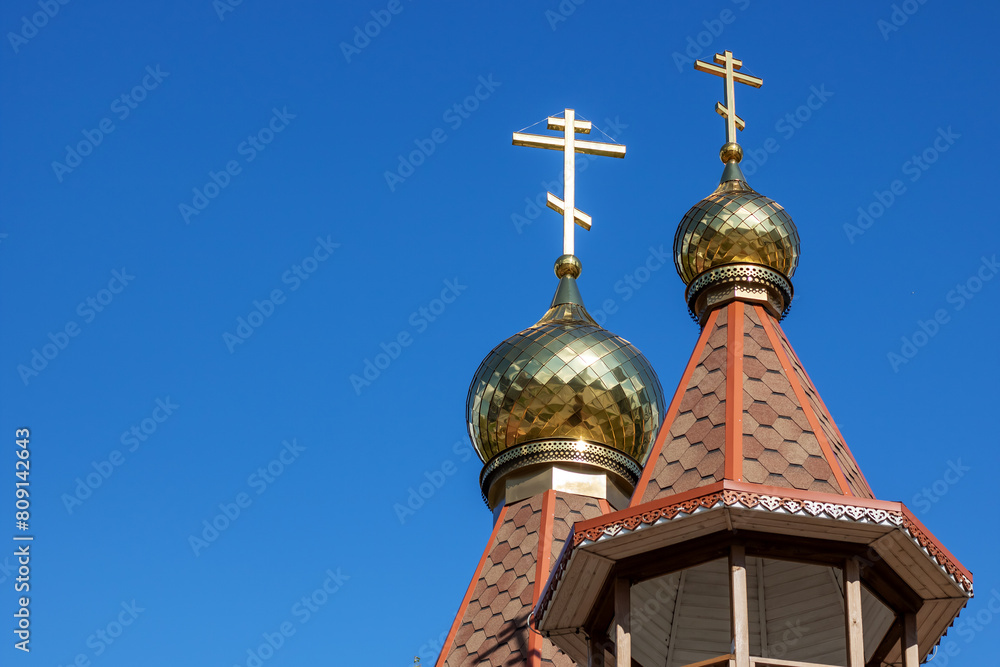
[640,308,730,503]
[440,492,605,667]
[635,302,865,504]
[741,306,839,493]
[770,320,875,498]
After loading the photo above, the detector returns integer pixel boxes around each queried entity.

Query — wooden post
[587,634,606,667]
[615,577,631,667]
[844,558,864,667]
[902,612,919,667]
[729,545,750,667]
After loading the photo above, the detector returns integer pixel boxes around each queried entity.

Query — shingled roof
[632,300,873,506]
[436,491,608,667]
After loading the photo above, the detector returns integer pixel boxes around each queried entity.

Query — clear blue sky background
[1,1,997,665]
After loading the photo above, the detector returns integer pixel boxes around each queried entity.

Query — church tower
[532,52,972,667]
[435,111,667,666]
[440,52,971,667]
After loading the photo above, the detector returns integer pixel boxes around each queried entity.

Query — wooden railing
[675,657,841,667]
[751,658,841,667]
[679,655,735,667]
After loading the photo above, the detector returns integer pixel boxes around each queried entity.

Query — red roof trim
[725,301,745,481]
[771,317,875,495]
[528,490,555,667]
[631,308,721,505]
[436,504,510,667]
[902,505,973,582]
[757,306,850,495]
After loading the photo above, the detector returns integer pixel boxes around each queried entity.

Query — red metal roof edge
[436,504,510,667]
[757,305,852,496]
[528,490,556,667]
[902,504,974,582]
[630,308,722,504]
[724,301,745,482]
[769,314,876,496]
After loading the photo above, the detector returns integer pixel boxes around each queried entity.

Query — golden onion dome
[674,147,800,284]
[466,257,665,470]
[673,144,800,321]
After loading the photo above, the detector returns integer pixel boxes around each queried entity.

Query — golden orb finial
[720,142,743,164]
[554,254,582,279]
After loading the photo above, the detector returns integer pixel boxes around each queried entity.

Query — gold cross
[694,50,763,145]
[512,109,626,256]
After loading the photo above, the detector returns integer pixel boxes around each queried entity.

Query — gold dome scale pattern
[674,177,800,285]
[466,279,665,465]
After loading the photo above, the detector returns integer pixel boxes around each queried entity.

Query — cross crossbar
[512,108,626,257]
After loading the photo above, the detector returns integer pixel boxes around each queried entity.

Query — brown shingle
[772,416,803,440]
[707,399,727,425]
[697,449,726,477]
[490,541,511,565]
[679,443,709,470]
[755,424,782,449]
[742,458,768,484]
[743,434,765,460]
[511,504,534,528]
[778,441,809,465]
[691,393,721,420]
[804,454,834,480]
[759,449,790,474]
[784,464,814,490]
[685,417,713,445]
[703,423,726,451]
[507,526,528,549]
[746,378,770,402]
[748,401,778,427]
[743,356,767,379]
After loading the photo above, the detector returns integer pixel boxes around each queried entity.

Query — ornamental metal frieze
[903,515,974,593]
[567,488,972,595]
[479,438,643,504]
[685,263,794,319]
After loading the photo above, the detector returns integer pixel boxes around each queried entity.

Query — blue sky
[1,1,998,665]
